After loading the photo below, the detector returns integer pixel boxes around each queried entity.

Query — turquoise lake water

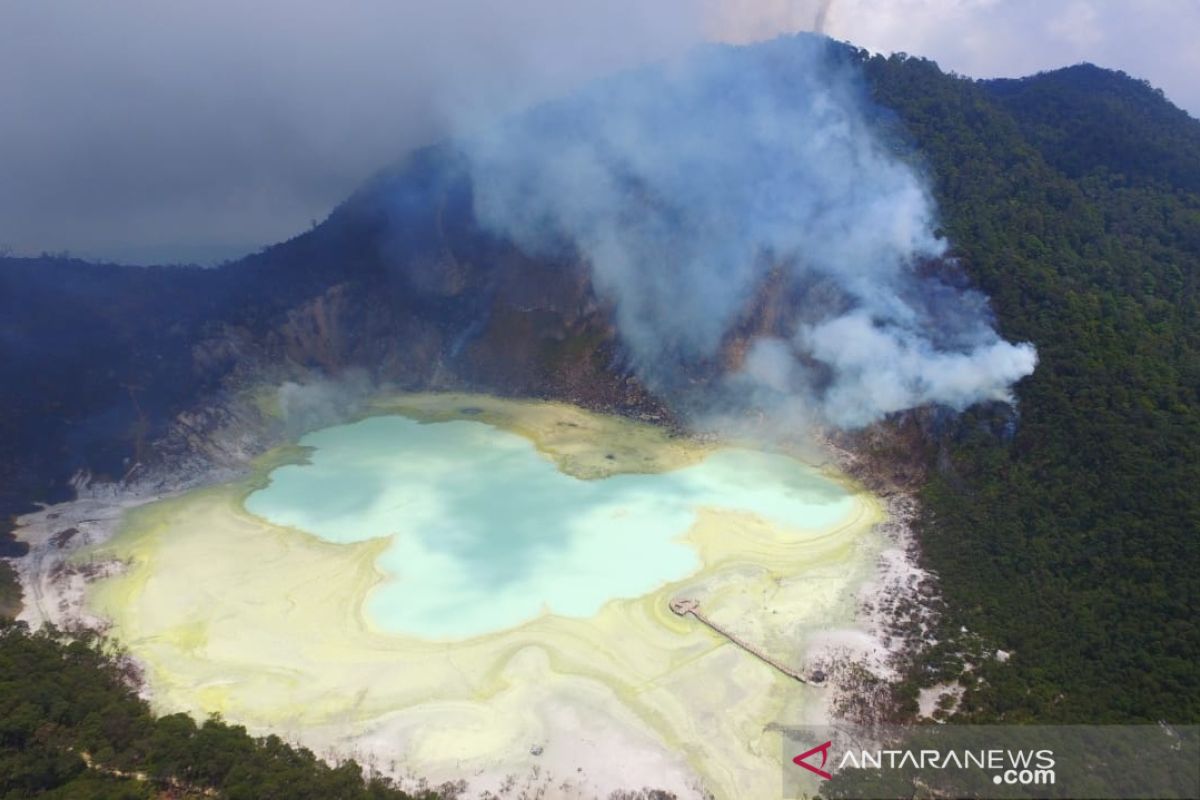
[243,415,854,639]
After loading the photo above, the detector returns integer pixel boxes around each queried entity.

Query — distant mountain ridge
[985,63,1200,192]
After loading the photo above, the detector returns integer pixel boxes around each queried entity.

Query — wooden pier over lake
[669,598,821,685]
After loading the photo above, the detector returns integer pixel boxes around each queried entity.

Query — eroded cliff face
[228,147,657,412]
[196,151,670,417]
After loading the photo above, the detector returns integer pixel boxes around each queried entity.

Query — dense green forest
[862,56,1200,722]
[0,564,18,620]
[0,620,436,798]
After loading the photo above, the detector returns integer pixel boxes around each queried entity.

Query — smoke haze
[0,0,709,264]
[1,1,1193,264]
[466,37,1036,428]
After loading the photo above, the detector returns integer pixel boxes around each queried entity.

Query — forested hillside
[863,54,1200,722]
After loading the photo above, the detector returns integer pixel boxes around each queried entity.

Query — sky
[1,0,1197,265]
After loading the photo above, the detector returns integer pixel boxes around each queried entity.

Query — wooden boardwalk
[669,598,815,684]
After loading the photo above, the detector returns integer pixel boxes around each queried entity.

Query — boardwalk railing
[669,597,819,685]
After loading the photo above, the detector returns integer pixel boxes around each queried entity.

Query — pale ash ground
[82,394,884,799]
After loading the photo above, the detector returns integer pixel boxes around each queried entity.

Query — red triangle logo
[793,740,833,780]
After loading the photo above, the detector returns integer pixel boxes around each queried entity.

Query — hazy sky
[1,0,1196,265]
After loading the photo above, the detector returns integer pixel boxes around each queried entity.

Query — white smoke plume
[465,35,1036,429]
[274,371,374,436]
